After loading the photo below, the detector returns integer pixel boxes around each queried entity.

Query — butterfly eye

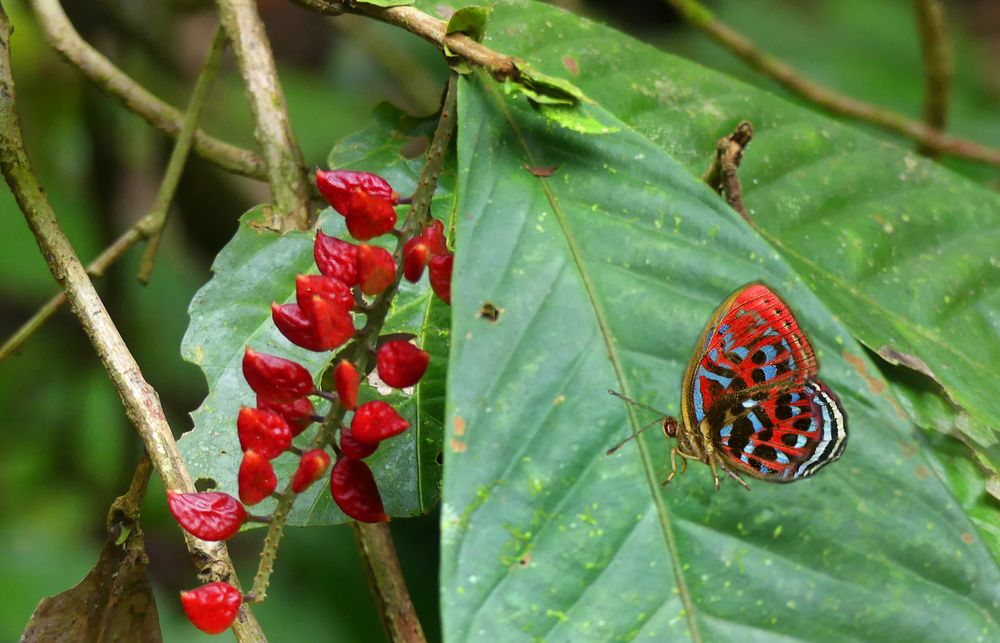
[662,418,678,438]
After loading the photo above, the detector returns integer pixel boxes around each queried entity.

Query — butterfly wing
[680,283,845,482]
[706,378,848,481]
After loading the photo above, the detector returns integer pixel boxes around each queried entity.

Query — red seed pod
[376,340,429,389]
[345,201,398,242]
[329,457,388,523]
[237,407,293,459]
[295,274,354,315]
[428,253,453,305]
[242,348,313,401]
[315,170,399,241]
[314,232,360,286]
[402,238,430,283]
[291,449,332,494]
[257,395,314,436]
[340,425,378,459]
[238,450,277,506]
[167,491,247,541]
[420,219,448,256]
[271,302,324,352]
[180,581,243,635]
[315,169,396,212]
[309,296,356,350]
[351,400,410,444]
[357,245,396,296]
[334,360,360,410]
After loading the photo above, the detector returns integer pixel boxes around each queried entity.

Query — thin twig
[0,12,265,641]
[913,0,952,158]
[215,0,310,230]
[663,0,1000,167]
[137,24,226,283]
[702,121,754,225]
[29,0,266,179]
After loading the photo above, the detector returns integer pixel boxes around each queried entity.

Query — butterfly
[609,283,847,490]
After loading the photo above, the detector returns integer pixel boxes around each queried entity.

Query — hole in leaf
[435,452,444,466]
[194,477,217,492]
[479,302,500,322]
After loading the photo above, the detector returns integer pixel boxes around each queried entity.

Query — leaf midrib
[474,73,703,643]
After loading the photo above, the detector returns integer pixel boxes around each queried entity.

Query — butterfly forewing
[680,283,846,482]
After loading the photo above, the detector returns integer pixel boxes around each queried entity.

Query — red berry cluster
[170,170,444,635]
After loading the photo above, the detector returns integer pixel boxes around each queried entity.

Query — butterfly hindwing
[708,378,848,481]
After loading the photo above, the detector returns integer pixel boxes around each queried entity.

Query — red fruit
[237,407,293,459]
[420,219,448,256]
[357,245,396,296]
[180,581,242,635]
[428,253,453,305]
[257,395,314,436]
[351,400,410,444]
[340,425,378,459]
[314,232,360,286]
[238,450,277,506]
[402,238,429,282]
[310,296,356,349]
[376,340,429,389]
[271,302,324,352]
[330,457,388,523]
[296,274,353,315]
[334,360,360,410]
[291,449,332,493]
[242,348,313,401]
[167,492,247,541]
[316,170,399,241]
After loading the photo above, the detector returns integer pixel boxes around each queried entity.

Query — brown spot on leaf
[962,532,974,545]
[449,439,467,453]
[524,163,558,177]
[898,442,918,459]
[517,551,532,567]
[479,302,501,322]
[844,352,886,395]
[914,465,929,480]
[562,55,579,76]
[454,416,466,436]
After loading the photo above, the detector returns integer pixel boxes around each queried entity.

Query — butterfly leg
[724,467,751,491]
[661,448,695,486]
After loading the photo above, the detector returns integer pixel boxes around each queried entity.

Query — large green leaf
[470,0,1000,470]
[440,63,999,643]
[179,105,450,525]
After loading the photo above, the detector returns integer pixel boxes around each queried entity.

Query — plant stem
[137,23,227,283]
[663,0,1000,167]
[353,522,426,643]
[29,0,265,179]
[215,0,310,230]
[913,0,952,158]
[0,10,265,641]
[248,78,457,630]
[702,120,753,226]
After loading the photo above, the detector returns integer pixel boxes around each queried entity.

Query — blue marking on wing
[692,366,733,422]
[780,338,795,371]
[748,410,763,432]
[761,364,778,381]
[729,346,749,361]
[793,434,807,448]
[775,450,789,465]
[709,348,719,361]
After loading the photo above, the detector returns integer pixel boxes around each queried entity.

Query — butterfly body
[612,283,847,489]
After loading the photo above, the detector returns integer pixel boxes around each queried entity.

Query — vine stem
[249,75,457,643]
[215,0,310,230]
[661,0,1000,167]
[29,0,265,179]
[138,23,227,282]
[912,0,952,158]
[0,9,265,641]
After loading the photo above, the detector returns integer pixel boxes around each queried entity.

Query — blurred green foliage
[1,0,996,639]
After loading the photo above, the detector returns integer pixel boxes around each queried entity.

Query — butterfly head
[662,416,678,438]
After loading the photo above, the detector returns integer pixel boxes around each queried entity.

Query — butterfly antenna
[607,389,670,417]
[606,417,663,455]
